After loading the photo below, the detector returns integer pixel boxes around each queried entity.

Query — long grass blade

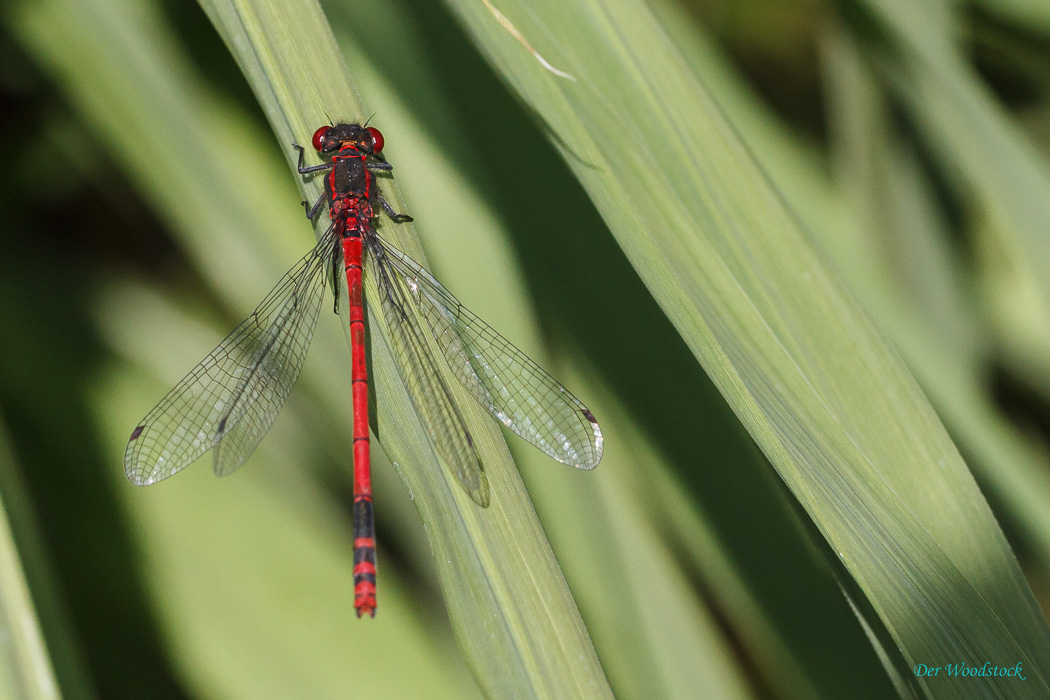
[440,0,1050,692]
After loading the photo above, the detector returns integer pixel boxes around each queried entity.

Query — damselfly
[124,123,603,617]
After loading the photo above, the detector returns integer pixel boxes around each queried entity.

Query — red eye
[366,127,384,154]
[311,126,330,152]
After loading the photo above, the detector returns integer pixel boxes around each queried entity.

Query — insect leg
[293,142,335,175]
[378,194,413,223]
[302,193,326,220]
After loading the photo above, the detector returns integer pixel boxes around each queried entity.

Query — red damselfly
[124,123,603,617]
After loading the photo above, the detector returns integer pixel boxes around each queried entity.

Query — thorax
[326,147,374,232]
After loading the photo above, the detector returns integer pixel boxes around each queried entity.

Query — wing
[375,236,603,470]
[366,235,490,507]
[124,229,337,485]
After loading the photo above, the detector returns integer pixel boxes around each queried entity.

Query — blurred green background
[3,0,1050,697]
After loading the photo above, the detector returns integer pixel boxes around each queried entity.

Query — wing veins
[124,229,338,484]
[366,235,490,506]
[374,235,603,470]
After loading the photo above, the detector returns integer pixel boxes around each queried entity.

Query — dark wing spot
[130,425,145,440]
[582,409,598,424]
[218,417,227,433]
[465,430,474,448]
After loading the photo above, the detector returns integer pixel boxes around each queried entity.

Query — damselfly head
[312,123,384,155]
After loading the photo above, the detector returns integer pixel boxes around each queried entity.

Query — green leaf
[0,413,65,700]
[820,16,1050,576]
[326,8,762,696]
[438,0,1050,693]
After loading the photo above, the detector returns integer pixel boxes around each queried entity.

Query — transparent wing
[375,236,603,470]
[366,235,490,507]
[124,229,338,484]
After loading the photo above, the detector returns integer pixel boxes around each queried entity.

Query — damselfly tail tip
[354,568,377,619]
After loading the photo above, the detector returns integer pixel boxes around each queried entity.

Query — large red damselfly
[124,123,603,617]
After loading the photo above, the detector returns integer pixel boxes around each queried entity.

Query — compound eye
[311,126,330,152]
[366,127,384,154]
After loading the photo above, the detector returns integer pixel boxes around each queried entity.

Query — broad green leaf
[438,0,1050,694]
[654,0,1050,642]
[820,20,1050,574]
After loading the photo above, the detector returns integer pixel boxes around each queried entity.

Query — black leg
[378,194,413,223]
[366,162,393,172]
[294,142,333,175]
[301,193,326,220]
